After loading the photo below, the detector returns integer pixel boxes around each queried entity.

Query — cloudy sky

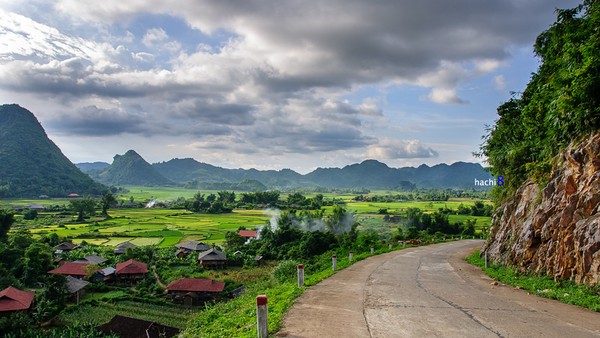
[0,0,580,173]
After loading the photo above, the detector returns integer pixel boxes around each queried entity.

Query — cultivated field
[4,186,491,247]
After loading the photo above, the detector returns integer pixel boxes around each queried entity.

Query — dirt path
[153,267,166,288]
[277,240,600,337]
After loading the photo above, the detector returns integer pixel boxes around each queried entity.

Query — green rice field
[4,186,491,247]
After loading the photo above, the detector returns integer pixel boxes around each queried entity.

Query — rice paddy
[6,186,491,247]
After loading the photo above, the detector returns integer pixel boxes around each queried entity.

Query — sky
[0,0,581,174]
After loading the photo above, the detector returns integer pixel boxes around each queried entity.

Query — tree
[100,193,117,216]
[0,209,15,241]
[225,231,246,249]
[217,191,236,204]
[69,197,96,221]
[23,242,54,286]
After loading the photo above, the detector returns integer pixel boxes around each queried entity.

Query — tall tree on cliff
[478,0,600,203]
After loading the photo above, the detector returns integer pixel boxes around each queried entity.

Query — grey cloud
[174,99,256,126]
[45,105,146,136]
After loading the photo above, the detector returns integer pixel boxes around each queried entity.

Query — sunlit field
[6,186,491,247]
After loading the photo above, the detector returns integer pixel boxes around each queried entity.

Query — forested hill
[96,150,174,186]
[0,104,106,197]
[479,1,599,202]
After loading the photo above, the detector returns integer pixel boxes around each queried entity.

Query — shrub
[271,260,299,283]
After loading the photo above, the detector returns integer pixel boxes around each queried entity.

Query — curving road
[277,240,600,337]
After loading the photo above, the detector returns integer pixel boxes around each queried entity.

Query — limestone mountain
[98,150,173,186]
[0,104,106,197]
[153,158,492,190]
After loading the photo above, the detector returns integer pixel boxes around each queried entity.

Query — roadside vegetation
[467,250,600,312]
[478,1,600,204]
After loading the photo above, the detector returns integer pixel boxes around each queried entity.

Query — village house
[114,241,137,255]
[65,276,89,304]
[48,262,96,279]
[197,248,227,269]
[96,315,180,338]
[115,259,148,284]
[91,267,116,283]
[74,254,108,265]
[26,203,46,211]
[53,242,79,255]
[165,278,226,306]
[0,287,35,315]
[175,240,210,258]
[238,229,258,240]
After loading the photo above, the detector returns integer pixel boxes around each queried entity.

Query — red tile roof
[0,287,35,312]
[165,278,225,293]
[238,230,258,238]
[48,262,92,276]
[116,259,148,275]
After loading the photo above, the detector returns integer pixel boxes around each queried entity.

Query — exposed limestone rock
[485,132,600,285]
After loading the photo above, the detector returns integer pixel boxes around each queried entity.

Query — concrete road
[277,240,600,337]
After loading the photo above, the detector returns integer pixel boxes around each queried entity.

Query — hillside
[0,104,106,197]
[98,150,174,186]
[482,3,600,286]
[76,162,110,172]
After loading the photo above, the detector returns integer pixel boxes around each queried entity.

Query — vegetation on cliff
[479,1,600,203]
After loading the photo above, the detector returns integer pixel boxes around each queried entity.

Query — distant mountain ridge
[0,104,106,197]
[149,157,493,190]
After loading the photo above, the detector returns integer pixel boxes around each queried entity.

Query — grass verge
[182,246,406,337]
[466,249,600,311]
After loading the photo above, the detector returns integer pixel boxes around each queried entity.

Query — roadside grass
[182,244,410,337]
[466,249,600,311]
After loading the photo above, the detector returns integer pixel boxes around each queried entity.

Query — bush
[271,260,299,283]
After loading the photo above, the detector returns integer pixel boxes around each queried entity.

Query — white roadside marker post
[332,254,337,272]
[297,264,304,287]
[256,295,268,338]
[370,246,374,254]
[349,251,353,262]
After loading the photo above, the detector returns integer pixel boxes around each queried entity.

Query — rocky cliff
[484,131,600,285]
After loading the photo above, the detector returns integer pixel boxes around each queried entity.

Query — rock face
[485,132,600,285]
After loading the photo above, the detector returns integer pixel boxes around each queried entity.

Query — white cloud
[142,27,167,47]
[367,139,438,159]
[0,0,581,172]
[494,75,506,91]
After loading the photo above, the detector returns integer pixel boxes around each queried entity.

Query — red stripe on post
[332,254,337,258]
[256,295,268,306]
[298,264,304,269]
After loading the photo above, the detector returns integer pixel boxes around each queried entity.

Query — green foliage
[100,193,117,216]
[272,260,300,283]
[467,250,600,311]
[479,2,600,202]
[69,197,97,221]
[23,209,38,220]
[0,208,15,241]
